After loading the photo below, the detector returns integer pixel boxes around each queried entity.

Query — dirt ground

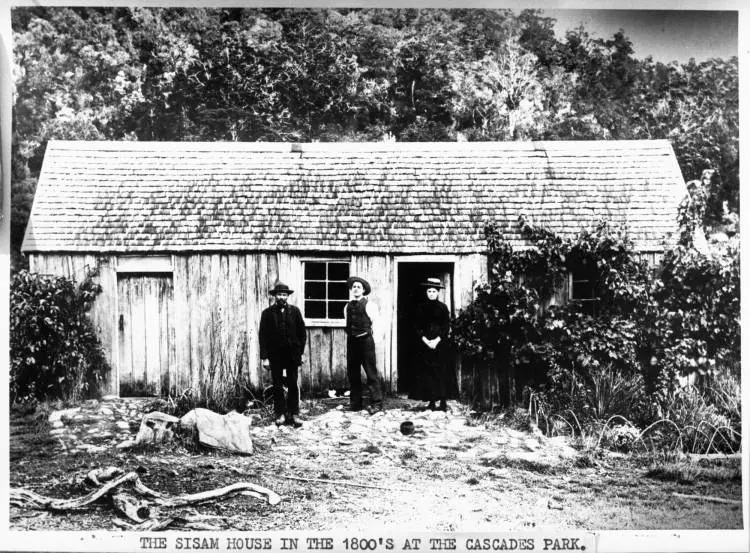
[9,397,743,532]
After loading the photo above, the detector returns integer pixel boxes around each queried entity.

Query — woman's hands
[421,336,441,350]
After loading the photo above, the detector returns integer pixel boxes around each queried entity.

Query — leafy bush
[10,269,109,403]
[601,422,640,452]
[452,186,740,439]
[661,376,741,454]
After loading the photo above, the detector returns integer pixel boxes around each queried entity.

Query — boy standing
[344,276,384,414]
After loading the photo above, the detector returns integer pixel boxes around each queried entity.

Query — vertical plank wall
[352,254,395,391]
[453,254,494,405]
[28,248,659,404]
[172,253,277,398]
[28,254,119,395]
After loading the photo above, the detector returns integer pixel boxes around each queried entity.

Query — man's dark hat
[421,277,445,289]
[346,276,371,296]
[269,280,294,295]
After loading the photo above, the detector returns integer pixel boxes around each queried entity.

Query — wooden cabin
[22,140,690,401]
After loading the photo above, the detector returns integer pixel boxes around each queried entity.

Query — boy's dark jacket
[259,303,307,365]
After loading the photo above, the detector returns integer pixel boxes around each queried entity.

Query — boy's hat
[346,276,371,296]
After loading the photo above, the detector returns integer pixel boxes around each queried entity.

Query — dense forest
[11,8,739,266]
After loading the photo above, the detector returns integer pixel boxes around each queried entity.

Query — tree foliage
[11,7,739,265]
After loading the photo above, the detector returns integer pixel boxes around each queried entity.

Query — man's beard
[276,299,287,306]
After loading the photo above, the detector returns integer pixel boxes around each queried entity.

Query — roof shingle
[22,140,687,254]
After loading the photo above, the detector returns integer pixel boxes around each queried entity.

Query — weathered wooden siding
[352,254,395,389]
[173,253,275,397]
[28,254,119,395]
[28,248,660,405]
[452,253,487,398]
[27,251,486,398]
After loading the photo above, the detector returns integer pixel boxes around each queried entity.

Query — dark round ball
[400,421,415,435]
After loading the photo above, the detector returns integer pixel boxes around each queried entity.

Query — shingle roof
[22,140,687,254]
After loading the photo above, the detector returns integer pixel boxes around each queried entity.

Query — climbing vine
[453,195,739,424]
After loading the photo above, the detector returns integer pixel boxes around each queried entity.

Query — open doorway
[396,262,456,397]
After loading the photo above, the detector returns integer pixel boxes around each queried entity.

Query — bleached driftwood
[11,468,281,530]
[672,492,741,505]
[158,482,281,507]
[10,472,141,511]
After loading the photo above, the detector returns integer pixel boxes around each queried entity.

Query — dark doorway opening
[396,262,457,397]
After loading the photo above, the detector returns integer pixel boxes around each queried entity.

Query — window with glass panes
[569,259,598,316]
[303,261,350,320]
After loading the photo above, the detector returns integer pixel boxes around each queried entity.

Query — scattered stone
[79,444,107,453]
[48,407,81,423]
[133,412,179,447]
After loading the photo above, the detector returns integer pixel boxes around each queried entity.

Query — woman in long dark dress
[414,277,451,411]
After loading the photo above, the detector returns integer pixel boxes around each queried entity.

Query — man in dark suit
[259,280,307,427]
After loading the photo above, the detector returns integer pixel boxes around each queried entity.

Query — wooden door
[118,275,174,396]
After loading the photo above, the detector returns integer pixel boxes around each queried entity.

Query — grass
[481,454,559,474]
[645,460,742,484]
[8,396,745,532]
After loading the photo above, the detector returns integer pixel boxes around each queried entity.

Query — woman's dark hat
[421,277,445,289]
[269,280,294,295]
[346,276,371,296]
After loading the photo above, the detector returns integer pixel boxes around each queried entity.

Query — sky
[544,9,738,63]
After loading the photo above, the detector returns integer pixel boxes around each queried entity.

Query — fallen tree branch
[161,482,281,507]
[672,492,741,505]
[11,469,281,528]
[277,475,408,492]
[10,472,141,511]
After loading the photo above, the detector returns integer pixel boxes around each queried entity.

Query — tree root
[10,468,280,530]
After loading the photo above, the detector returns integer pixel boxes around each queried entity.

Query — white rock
[48,407,80,423]
[80,444,107,453]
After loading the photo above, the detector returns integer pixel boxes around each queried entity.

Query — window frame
[568,261,599,316]
[301,258,351,327]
